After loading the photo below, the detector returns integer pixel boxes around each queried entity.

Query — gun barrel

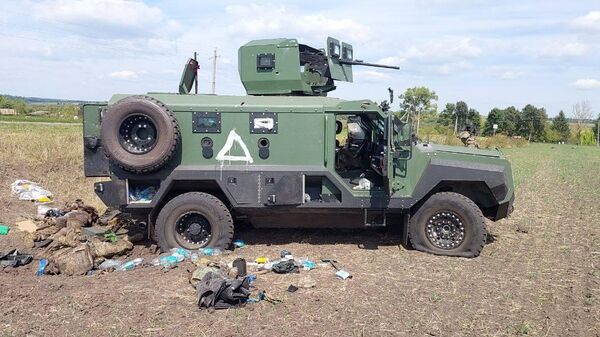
[339,59,399,70]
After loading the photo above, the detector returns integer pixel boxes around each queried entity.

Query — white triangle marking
[215,129,254,163]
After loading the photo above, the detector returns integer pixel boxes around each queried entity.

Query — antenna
[209,48,220,95]
[193,52,198,94]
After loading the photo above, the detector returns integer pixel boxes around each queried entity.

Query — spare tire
[101,96,179,173]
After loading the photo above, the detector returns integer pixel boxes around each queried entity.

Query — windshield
[393,116,411,145]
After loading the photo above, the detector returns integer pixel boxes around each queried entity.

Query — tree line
[397,86,600,145]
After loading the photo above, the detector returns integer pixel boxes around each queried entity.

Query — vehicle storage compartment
[128,180,160,204]
[304,176,341,203]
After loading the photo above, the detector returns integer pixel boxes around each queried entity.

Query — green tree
[502,106,519,136]
[0,96,15,109]
[398,86,438,136]
[13,99,28,114]
[518,104,548,142]
[468,108,482,135]
[579,129,595,145]
[437,101,480,134]
[483,108,503,136]
[550,110,570,143]
[592,114,600,146]
[438,103,456,127]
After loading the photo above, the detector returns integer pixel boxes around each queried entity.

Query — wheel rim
[175,212,212,248]
[425,211,466,249]
[118,114,158,154]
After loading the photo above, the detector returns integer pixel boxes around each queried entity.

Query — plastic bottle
[116,258,143,271]
[36,259,48,276]
[201,247,223,256]
[170,248,191,259]
[98,259,122,270]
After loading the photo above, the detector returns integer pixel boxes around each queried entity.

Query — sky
[1,0,600,117]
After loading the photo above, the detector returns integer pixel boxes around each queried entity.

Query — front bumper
[493,192,515,220]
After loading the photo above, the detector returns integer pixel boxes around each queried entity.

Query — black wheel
[409,192,486,258]
[155,192,234,251]
[101,95,179,173]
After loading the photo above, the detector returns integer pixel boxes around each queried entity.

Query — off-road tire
[155,192,234,252]
[101,95,179,173]
[409,192,486,258]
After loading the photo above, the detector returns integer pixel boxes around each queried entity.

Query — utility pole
[209,48,220,95]
[454,114,458,135]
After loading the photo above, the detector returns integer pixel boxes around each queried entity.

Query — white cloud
[570,78,600,90]
[487,66,524,80]
[540,42,589,58]
[354,70,392,82]
[376,56,406,67]
[403,37,483,62]
[225,4,370,42]
[437,61,473,75]
[377,37,482,72]
[572,11,600,32]
[30,0,181,39]
[498,70,523,80]
[109,70,138,80]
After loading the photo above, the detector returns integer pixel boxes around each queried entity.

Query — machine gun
[237,37,399,96]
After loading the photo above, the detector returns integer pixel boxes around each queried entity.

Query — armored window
[329,41,340,58]
[342,46,353,60]
[192,112,221,133]
[257,53,275,72]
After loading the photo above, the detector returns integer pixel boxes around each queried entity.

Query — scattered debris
[0,224,10,235]
[335,270,352,280]
[287,284,299,293]
[91,238,133,258]
[300,258,317,270]
[82,226,111,238]
[201,247,223,256]
[48,244,94,276]
[232,258,247,277]
[116,258,143,271]
[233,239,245,248]
[255,257,268,264]
[272,259,299,274]
[36,259,48,276]
[11,179,53,203]
[16,219,38,233]
[98,259,122,271]
[196,271,251,310]
[0,250,33,268]
[191,266,223,287]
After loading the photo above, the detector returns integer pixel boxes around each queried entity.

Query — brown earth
[0,126,598,337]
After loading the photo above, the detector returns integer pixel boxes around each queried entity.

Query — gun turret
[238,37,398,96]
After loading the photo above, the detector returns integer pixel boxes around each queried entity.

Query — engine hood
[417,143,503,158]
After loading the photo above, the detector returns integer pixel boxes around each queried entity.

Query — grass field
[0,124,598,337]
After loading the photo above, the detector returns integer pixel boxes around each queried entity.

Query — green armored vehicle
[83,37,514,257]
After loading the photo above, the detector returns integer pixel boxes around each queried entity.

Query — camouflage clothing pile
[26,200,139,275]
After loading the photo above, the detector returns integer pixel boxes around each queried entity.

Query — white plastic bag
[11,179,53,203]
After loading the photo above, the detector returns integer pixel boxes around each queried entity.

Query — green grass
[503,142,600,188]
[0,115,81,123]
